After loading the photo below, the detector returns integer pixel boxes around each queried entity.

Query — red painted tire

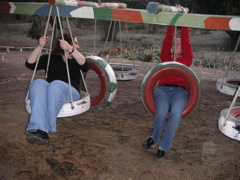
[85,56,117,108]
[229,106,240,119]
[141,62,201,117]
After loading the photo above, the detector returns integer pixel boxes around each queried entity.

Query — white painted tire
[216,78,240,96]
[110,63,138,81]
[85,56,117,108]
[25,91,91,118]
[218,106,240,141]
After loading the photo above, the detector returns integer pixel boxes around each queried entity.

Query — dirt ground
[0,19,240,180]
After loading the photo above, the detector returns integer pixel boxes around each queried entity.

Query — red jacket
[158,26,193,88]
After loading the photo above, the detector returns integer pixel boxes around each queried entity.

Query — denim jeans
[152,86,188,152]
[26,79,80,133]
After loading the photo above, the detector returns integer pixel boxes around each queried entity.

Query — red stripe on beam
[48,0,55,6]
[111,9,144,23]
[204,17,231,30]
[0,3,11,13]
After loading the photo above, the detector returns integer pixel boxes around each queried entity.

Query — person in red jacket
[142,23,193,161]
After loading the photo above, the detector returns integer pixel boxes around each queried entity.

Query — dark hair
[51,34,73,55]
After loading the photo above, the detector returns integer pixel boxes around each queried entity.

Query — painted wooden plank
[141,11,207,28]
[0,2,11,14]
[111,9,144,23]
[204,17,232,30]
[229,18,240,31]
[0,2,239,31]
[93,8,113,21]
[70,6,95,19]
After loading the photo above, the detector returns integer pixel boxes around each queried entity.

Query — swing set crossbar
[0,2,240,31]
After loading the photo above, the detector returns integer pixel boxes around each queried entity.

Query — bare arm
[59,39,86,65]
[160,25,174,62]
[27,36,48,64]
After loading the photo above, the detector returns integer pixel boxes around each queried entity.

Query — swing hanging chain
[25,5,53,102]
[56,6,74,109]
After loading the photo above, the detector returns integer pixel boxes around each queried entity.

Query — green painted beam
[0,2,239,31]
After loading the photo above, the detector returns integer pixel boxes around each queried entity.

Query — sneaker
[156,149,165,162]
[143,137,154,149]
[26,130,49,145]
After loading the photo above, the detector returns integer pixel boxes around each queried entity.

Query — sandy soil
[0,19,240,180]
[0,51,240,180]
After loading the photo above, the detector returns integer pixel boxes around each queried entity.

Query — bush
[122,44,160,63]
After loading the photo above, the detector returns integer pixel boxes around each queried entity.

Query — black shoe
[156,149,165,162]
[143,137,154,149]
[26,130,49,145]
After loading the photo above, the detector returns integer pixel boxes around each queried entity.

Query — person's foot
[26,130,49,145]
[143,137,154,149]
[156,149,165,162]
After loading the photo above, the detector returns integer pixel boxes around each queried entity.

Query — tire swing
[85,56,117,108]
[25,5,90,118]
[110,63,138,81]
[141,61,201,117]
[216,35,240,97]
[218,86,240,141]
[101,20,138,81]
[216,78,240,96]
[218,107,240,141]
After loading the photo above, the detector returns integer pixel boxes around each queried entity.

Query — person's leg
[27,79,49,133]
[152,87,170,143]
[159,88,188,152]
[47,80,80,133]
[26,79,50,145]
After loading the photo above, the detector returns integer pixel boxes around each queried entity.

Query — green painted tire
[85,56,117,108]
[141,62,201,117]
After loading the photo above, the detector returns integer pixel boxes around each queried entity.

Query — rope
[56,6,74,109]
[224,35,240,78]
[220,34,240,89]
[118,21,124,78]
[221,35,240,125]
[93,19,97,55]
[224,86,240,126]
[25,5,53,102]
[173,26,177,61]
[101,20,113,58]
[66,17,88,94]
[80,70,88,93]
[124,22,136,68]
[108,21,117,63]
[46,16,56,79]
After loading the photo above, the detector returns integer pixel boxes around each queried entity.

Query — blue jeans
[26,79,80,133]
[152,86,188,152]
